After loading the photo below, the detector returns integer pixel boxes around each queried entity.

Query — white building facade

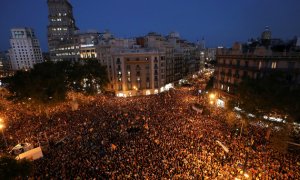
[9,28,43,70]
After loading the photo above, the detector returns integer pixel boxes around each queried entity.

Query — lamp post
[0,123,8,147]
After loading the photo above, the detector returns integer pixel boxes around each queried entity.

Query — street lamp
[0,119,8,147]
[209,93,216,99]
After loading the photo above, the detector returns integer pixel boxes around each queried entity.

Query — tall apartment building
[47,0,79,61]
[8,28,43,71]
[214,29,300,98]
[111,49,165,97]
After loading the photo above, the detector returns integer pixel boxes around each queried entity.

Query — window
[258,61,262,70]
[136,65,140,70]
[118,84,122,90]
[127,83,132,90]
[154,81,158,88]
[245,61,249,67]
[271,61,277,69]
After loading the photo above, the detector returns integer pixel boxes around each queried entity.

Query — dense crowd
[0,87,299,179]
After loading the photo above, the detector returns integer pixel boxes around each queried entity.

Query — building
[47,0,79,61]
[97,31,202,96]
[214,28,300,98]
[110,49,165,97]
[74,30,100,59]
[0,51,12,77]
[8,28,43,71]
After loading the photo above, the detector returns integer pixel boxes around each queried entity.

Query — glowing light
[116,93,125,97]
[244,173,249,178]
[209,93,216,99]
[80,44,94,48]
[216,99,225,108]
[234,107,242,111]
[146,90,151,95]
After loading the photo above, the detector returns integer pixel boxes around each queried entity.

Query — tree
[67,59,109,95]
[236,71,300,122]
[205,76,214,91]
[269,124,291,153]
[2,60,109,103]
[0,156,33,179]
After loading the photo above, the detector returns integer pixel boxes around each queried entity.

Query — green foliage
[67,59,109,95]
[3,59,109,104]
[236,71,300,122]
[205,76,214,91]
[0,156,33,179]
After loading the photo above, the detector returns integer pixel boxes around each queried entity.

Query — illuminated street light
[209,93,216,99]
[0,122,8,147]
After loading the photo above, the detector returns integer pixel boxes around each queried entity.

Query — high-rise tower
[47,0,79,61]
[9,28,43,70]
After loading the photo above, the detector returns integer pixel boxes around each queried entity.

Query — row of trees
[2,60,109,104]
[231,71,300,123]
[223,71,300,153]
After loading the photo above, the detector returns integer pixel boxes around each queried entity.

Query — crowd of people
[0,86,299,179]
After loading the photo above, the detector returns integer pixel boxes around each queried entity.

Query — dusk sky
[1,0,300,52]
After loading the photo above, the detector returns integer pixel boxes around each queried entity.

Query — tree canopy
[233,71,300,122]
[2,59,109,104]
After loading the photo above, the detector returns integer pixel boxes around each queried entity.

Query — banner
[16,147,43,161]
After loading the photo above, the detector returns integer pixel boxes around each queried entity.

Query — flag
[111,144,117,151]
[216,140,229,153]
[144,123,149,130]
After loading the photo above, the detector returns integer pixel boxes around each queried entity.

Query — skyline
[1,0,300,52]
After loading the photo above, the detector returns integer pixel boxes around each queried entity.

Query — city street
[0,84,299,179]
